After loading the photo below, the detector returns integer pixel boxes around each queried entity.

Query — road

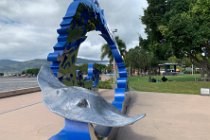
[0,77,38,93]
[0,75,111,93]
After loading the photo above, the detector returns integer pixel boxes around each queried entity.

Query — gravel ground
[0,77,38,93]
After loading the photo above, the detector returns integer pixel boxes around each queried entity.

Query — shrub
[99,80,112,89]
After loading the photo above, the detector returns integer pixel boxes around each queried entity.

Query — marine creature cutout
[37,66,145,127]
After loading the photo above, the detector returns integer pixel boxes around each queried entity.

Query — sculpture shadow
[108,92,156,140]
[115,126,157,140]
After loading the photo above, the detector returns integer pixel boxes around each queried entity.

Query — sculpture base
[49,119,91,140]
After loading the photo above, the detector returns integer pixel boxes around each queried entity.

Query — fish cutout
[37,66,145,127]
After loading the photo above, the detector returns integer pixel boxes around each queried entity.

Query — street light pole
[112,29,118,87]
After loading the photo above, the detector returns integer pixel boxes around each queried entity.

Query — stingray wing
[37,66,145,127]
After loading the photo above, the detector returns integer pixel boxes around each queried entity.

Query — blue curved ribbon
[47,0,128,139]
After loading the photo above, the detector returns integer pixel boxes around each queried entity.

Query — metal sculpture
[38,66,145,127]
[38,0,145,139]
[87,63,100,89]
[47,0,127,111]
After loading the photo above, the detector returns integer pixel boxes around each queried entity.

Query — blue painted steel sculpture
[47,0,128,109]
[39,0,145,139]
[87,63,100,89]
[38,65,145,139]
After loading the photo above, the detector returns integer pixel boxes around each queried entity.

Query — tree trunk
[200,68,205,80]
[137,69,140,75]
[206,71,210,81]
[130,67,133,76]
[189,54,210,81]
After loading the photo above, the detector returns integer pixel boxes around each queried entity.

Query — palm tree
[101,36,127,64]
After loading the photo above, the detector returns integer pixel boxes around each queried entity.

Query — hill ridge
[0,58,108,73]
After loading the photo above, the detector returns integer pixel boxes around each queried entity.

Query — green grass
[129,74,210,95]
[99,78,114,89]
[99,80,113,89]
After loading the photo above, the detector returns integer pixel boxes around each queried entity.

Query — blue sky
[0,0,147,61]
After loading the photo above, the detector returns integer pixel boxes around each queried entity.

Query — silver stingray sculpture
[37,66,145,127]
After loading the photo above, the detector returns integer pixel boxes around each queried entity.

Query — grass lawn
[129,74,210,95]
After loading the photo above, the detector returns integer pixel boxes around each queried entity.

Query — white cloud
[0,0,147,61]
[78,31,106,60]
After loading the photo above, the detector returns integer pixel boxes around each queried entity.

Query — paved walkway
[0,90,210,140]
[0,92,63,140]
[0,89,113,140]
[117,92,210,140]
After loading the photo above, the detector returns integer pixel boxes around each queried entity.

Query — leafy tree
[142,0,210,78]
[76,63,108,75]
[182,57,192,67]
[75,64,88,74]
[0,73,4,77]
[94,63,106,74]
[126,47,140,75]
[23,68,40,76]
[105,64,113,73]
[159,0,210,78]
[141,0,172,61]
[101,36,127,63]
[140,0,195,61]
[126,46,155,75]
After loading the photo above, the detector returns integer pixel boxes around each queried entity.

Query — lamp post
[112,29,118,86]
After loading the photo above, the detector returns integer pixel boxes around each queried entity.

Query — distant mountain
[76,58,109,65]
[0,59,49,73]
[0,58,108,73]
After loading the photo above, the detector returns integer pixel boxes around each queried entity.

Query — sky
[0,0,148,61]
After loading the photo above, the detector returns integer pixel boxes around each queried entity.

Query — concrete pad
[116,92,210,140]
[0,92,41,113]
[0,92,63,140]
[98,89,114,102]
[1,90,210,140]
[0,90,113,140]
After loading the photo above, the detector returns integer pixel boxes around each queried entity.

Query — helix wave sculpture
[38,0,145,139]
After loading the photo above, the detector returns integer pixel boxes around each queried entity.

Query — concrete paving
[0,90,210,140]
[0,92,64,140]
[117,91,210,140]
[0,90,113,140]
